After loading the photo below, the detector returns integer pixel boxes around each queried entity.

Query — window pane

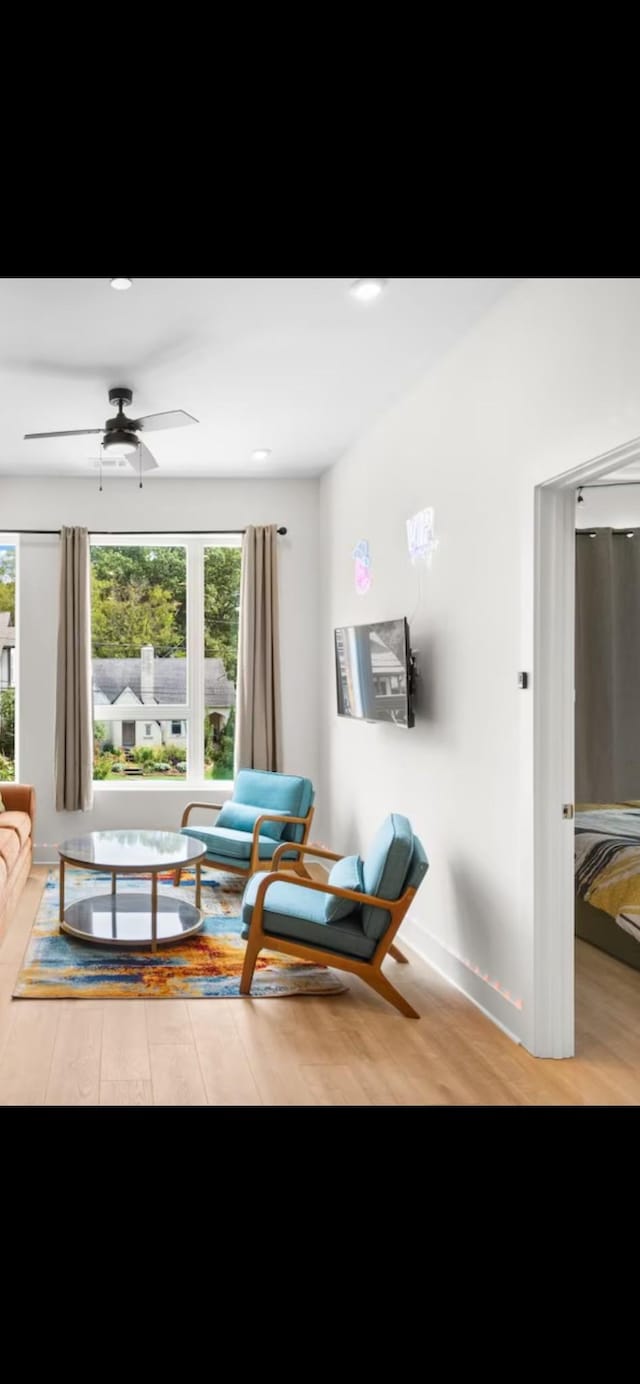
[91,544,188,782]
[203,547,241,779]
[0,543,16,782]
[93,720,187,779]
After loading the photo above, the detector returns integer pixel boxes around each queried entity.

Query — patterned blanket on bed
[575,807,640,943]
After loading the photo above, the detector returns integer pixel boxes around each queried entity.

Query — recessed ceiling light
[252,449,272,462]
[348,278,388,303]
[110,277,133,291]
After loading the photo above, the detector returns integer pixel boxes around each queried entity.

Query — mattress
[575,806,640,961]
[575,895,640,971]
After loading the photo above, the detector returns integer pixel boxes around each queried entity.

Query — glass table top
[58,829,207,870]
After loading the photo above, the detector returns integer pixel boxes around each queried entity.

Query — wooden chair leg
[174,868,182,888]
[389,944,409,964]
[240,936,262,995]
[366,967,420,1019]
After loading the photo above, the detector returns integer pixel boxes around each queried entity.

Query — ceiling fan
[24,386,198,474]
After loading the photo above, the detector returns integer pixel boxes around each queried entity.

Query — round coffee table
[57,830,207,951]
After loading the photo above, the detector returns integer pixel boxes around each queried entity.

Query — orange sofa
[0,784,35,940]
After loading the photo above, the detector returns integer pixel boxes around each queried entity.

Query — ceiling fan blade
[24,428,103,440]
[134,409,198,432]
[126,442,159,473]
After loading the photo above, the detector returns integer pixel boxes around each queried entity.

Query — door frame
[532,435,640,1057]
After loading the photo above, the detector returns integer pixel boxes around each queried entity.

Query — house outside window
[90,535,241,785]
[0,537,16,783]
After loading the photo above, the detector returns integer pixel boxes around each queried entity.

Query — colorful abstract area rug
[13,867,347,1000]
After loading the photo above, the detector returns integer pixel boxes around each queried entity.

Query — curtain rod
[577,528,640,535]
[581,482,640,490]
[8,526,288,536]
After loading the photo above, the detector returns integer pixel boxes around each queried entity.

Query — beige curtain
[55,527,94,811]
[234,524,282,772]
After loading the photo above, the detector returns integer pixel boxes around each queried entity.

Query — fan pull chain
[99,445,103,493]
[139,442,143,489]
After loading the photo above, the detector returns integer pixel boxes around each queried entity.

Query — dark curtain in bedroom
[575,527,640,802]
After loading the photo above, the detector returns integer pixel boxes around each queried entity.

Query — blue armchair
[174,769,315,887]
[239,813,428,1018]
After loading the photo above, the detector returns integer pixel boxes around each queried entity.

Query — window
[0,538,16,783]
[90,536,240,784]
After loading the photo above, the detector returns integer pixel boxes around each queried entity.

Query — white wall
[0,477,321,860]
[320,277,640,1051]
[576,483,640,526]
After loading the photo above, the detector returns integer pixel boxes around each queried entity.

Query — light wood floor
[0,865,638,1105]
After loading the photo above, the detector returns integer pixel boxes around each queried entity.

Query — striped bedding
[575,806,640,944]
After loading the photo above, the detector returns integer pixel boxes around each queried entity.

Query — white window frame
[91,532,240,789]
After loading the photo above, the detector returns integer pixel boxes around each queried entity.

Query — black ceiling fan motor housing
[108,387,133,409]
[105,387,138,436]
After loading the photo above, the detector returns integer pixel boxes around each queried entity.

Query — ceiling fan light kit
[102,429,139,454]
[24,385,198,488]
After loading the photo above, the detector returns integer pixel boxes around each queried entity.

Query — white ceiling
[0,278,516,479]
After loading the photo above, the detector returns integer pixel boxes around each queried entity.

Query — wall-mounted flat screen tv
[334,617,415,728]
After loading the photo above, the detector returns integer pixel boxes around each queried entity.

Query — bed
[575,805,640,971]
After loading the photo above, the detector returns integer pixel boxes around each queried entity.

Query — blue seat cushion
[361,813,415,940]
[242,871,375,961]
[216,801,289,841]
[234,769,314,844]
[324,854,364,922]
[181,825,278,862]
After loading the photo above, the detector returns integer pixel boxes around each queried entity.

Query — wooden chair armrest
[250,813,304,871]
[180,801,224,829]
[249,870,409,923]
[249,812,314,874]
[272,841,343,868]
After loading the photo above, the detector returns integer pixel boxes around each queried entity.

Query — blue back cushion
[217,801,289,842]
[233,770,314,844]
[286,778,314,843]
[361,814,415,941]
[324,854,364,922]
[404,835,429,891]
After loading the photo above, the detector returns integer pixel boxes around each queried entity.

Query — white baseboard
[34,850,58,866]
[399,915,524,1047]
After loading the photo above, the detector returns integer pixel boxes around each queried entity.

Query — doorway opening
[533,435,640,1057]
